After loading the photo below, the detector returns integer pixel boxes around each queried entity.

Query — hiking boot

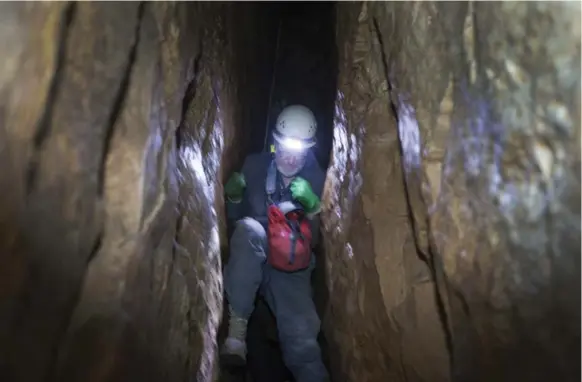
[220,306,248,367]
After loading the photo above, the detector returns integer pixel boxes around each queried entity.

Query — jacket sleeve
[225,155,252,223]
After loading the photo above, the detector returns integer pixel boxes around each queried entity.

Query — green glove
[225,172,246,202]
[290,177,320,214]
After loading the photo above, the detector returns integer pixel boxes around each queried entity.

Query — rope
[262,19,283,152]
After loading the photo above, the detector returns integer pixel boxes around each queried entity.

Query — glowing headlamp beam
[279,137,306,151]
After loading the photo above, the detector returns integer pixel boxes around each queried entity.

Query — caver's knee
[235,217,266,236]
[282,337,321,365]
[279,323,328,381]
[230,217,267,252]
[278,312,322,364]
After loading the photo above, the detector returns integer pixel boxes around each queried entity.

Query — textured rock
[0,2,275,381]
[322,2,580,382]
[320,4,450,382]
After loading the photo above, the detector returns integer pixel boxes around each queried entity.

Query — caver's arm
[225,156,254,223]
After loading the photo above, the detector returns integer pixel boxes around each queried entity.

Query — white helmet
[273,105,317,149]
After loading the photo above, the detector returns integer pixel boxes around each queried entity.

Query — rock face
[0,2,275,381]
[321,2,580,382]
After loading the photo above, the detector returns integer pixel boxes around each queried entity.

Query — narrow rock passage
[0,2,579,382]
[218,4,337,381]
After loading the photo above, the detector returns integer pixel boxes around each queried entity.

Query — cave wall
[322,2,581,382]
[0,2,275,381]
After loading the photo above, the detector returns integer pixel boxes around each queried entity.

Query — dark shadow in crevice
[256,1,338,170]
[217,2,282,382]
[26,2,77,195]
[311,237,333,374]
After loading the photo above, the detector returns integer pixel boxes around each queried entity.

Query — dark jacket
[226,151,326,247]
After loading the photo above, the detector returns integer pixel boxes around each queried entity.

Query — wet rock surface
[322,2,580,382]
[0,2,275,381]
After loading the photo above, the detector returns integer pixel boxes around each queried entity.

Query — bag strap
[265,160,277,205]
[266,160,306,214]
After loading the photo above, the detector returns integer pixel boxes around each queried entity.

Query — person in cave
[221,104,329,382]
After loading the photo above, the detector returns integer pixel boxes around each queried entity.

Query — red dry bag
[267,203,312,272]
[264,160,313,272]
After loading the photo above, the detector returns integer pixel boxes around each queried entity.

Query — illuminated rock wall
[321,2,580,381]
[0,2,275,381]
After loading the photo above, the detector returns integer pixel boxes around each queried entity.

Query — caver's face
[274,140,308,178]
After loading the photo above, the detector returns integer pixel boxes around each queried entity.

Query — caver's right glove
[290,177,320,214]
[224,172,246,203]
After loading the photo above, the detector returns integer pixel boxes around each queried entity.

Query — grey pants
[224,217,329,382]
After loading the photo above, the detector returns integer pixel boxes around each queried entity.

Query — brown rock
[320,5,450,382]
[0,2,276,381]
[322,1,580,382]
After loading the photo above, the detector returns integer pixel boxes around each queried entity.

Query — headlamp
[279,136,306,151]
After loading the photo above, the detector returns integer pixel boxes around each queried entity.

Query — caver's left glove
[225,172,246,203]
[290,177,320,215]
